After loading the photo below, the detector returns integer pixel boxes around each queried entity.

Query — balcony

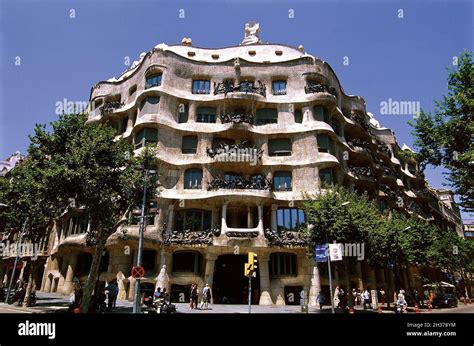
[264,228,307,247]
[206,141,263,161]
[347,138,369,151]
[164,227,221,245]
[207,175,272,191]
[406,201,423,215]
[304,81,337,96]
[344,111,370,131]
[380,183,397,199]
[349,165,374,179]
[413,188,431,199]
[214,80,266,97]
[219,113,255,125]
[381,165,397,178]
[100,101,124,116]
[376,140,391,157]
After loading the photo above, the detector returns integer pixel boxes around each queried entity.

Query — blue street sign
[315,245,327,263]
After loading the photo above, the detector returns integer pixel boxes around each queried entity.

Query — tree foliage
[409,50,474,212]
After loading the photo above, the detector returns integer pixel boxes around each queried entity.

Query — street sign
[329,243,343,261]
[131,266,145,279]
[315,245,327,263]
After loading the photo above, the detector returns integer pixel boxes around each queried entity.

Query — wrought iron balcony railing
[381,166,397,177]
[164,227,221,245]
[344,111,370,131]
[219,113,255,125]
[375,140,391,157]
[304,81,337,96]
[100,101,124,116]
[347,138,369,151]
[349,165,374,179]
[406,201,423,214]
[414,188,431,199]
[206,141,263,161]
[214,80,266,97]
[264,228,307,247]
[207,175,272,191]
[380,183,397,199]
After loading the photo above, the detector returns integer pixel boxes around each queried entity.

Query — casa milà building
[35,23,462,306]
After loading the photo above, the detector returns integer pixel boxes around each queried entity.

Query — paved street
[0,292,473,314]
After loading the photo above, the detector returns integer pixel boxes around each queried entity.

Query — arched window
[184,169,203,189]
[146,74,162,89]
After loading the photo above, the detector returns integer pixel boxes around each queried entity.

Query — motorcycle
[396,303,407,314]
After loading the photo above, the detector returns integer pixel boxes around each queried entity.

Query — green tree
[409,50,474,212]
[0,157,58,306]
[28,113,158,313]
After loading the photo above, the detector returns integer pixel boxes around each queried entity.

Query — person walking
[189,284,195,309]
[200,284,211,310]
[105,281,118,311]
[362,288,371,310]
[333,286,340,309]
[316,291,324,310]
[192,284,199,309]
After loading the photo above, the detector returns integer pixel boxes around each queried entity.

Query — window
[182,136,198,154]
[184,169,203,189]
[319,168,335,186]
[317,134,335,155]
[255,108,278,125]
[269,139,292,156]
[274,171,292,191]
[192,80,211,94]
[314,106,330,123]
[272,80,287,95]
[224,173,241,189]
[196,107,216,123]
[134,128,158,149]
[331,120,342,136]
[129,85,137,97]
[65,215,88,236]
[178,104,189,123]
[176,209,212,231]
[145,74,162,89]
[172,252,202,274]
[294,110,303,124]
[130,212,155,226]
[277,208,305,231]
[142,250,156,272]
[94,99,103,109]
[139,96,160,110]
[270,253,297,276]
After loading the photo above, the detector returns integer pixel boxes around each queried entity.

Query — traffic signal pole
[248,274,252,314]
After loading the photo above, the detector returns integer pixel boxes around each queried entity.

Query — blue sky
[0,0,472,218]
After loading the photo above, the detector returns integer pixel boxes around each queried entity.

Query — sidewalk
[1,292,470,314]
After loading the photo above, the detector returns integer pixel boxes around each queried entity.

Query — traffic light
[244,263,251,277]
[248,252,258,271]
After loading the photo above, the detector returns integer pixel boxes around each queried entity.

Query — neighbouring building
[2,23,464,306]
[464,220,474,239]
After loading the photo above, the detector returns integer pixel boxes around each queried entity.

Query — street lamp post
[324,201,349,314]
[132,168,156,314]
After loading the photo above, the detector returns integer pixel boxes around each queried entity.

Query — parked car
[432,293,458,308]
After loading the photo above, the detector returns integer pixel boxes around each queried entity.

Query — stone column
[309,261,322,307]
[247,206,254,228]
[44,274,52,293]
[166,204,175,234]
[221,203,228,233]
[204,254,217,304]
[256,205,264,236]
[258,254,273,305]
[18,260,27,282]
[62,253,78,294]
[301,105,314,123]
[188,102,196,123]
[271,204,278,231]
[127,276,136,301]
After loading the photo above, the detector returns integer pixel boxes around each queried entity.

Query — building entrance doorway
[212,254,260,304]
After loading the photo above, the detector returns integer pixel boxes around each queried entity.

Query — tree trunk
[80,232,107,313]
[23,260,37,307]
